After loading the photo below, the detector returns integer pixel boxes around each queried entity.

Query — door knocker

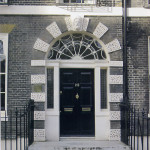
[75,93,79,100]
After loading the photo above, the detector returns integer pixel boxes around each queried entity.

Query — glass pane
[1,93,5,111]
[101,69,107,109]
[1,74,5,92]
[48,34,107,60]
[0,40,3,54]
[0,59,5,73]
[64,0,69,3]
[47,69,54,108]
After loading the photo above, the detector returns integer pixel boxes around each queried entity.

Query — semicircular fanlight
[47,33,106,60]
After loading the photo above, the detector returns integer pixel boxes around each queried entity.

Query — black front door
[60,69,95,136]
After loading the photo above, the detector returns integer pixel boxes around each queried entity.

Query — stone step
[29,141,130,150]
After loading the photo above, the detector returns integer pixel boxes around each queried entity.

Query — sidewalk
[29,140,130,150]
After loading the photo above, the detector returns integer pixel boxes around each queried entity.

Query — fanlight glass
[47,34,106,60]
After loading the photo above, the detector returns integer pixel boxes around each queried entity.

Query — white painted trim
[1,111,8,121]
[110,61,123,67]
[1,6,150,17]
[53,65,60,113]
[0,33,8,117]
[0,6,122,16]
[31,60,46,66]
[45,61,111,140]
[127,8,150,17]
[148,36,150,114]
[45,60,109,68]
[30,60,123,67]
[95,67,101,112]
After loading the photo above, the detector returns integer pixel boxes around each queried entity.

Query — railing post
[130,106,133,150]
[28,99,34,146]
[24,106,26,150]
[147,110,149,150]
[5,111,7,150]
[141,109,145,150]
[15,108,18,150]
[10,110,12,150]
[28,101,31,147]
[133,106,135,150]
[128,105,130,145]
[20,110,22,150]
[137,109,139,150]
[26,104,28,150]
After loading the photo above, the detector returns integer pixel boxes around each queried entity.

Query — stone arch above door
[33,16,122,60]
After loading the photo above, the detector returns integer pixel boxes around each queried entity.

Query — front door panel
[60,69,94,136]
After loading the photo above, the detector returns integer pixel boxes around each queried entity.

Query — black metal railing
[1,99,34,150]
[121,103,150,150]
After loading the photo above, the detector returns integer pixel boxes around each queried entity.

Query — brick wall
[1,14,149,139]
[0,15,67,138]
[127,17,150,109]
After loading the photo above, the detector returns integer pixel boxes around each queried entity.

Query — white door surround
[45,60,110,141]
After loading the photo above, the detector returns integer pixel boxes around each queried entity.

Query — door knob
[75,93,79,100]
[75,83,80,87]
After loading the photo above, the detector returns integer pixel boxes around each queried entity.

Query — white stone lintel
[110,129,121,141]
[34,129,45,141]
[106,39,121,53]
[109,61,123,67]
[34,111,45,120]
[110,93,123,102]
[33,38,50,52]
[65,16,89,31]
[46,22,62,38]
[31,74,46,84]
[31,93,45,102]
[93,22,108,39]
[110,111,121,120]
[109,75,123,84]
[31,60,46,66]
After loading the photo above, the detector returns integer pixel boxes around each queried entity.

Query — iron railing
[121,103,150,150]
[1,99,34,150]
[57,0,122,6]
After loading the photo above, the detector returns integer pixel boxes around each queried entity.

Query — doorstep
[29,140,130,150]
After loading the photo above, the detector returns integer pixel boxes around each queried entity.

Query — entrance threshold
[60,137,95,141]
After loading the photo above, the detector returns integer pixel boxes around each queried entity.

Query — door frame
[45,60,110,141]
